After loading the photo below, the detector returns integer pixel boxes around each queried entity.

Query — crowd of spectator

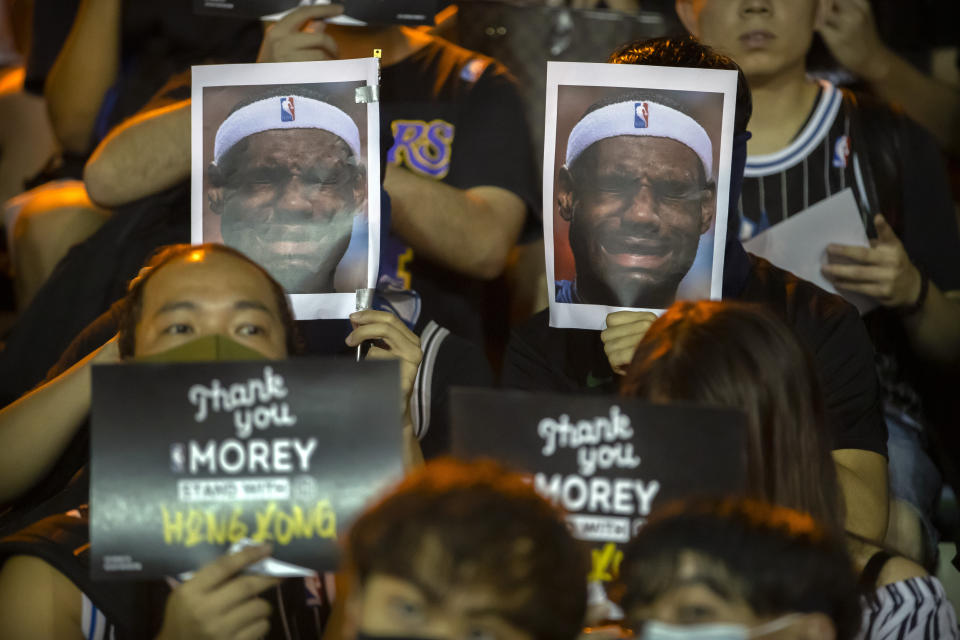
[0,0,958,638]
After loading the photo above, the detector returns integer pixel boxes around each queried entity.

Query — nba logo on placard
[170,443,185,473]
[280,96,295,122]
[832,134,850,169]
[634,102,649,129]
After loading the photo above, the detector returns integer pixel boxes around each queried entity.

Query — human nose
[275,176,313,218]
[739,0,772,17]
[622,182,660,228]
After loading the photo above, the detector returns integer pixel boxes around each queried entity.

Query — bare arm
[83,99,190,208]
[819,0,960,154]
[384,166,526,280]
[0,555,84,640]
[0,338,117,504]
[44,0,121,154]
[833,449,889,541]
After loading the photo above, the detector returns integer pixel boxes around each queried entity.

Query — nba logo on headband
[634,102,649,129]
[280,96,295,122]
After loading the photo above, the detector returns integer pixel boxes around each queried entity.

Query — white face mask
[640,614,802,640]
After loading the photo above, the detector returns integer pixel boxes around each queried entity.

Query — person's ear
[699,183,716,234]
[353,165,367,208]
[558,165,577,222]
[793,612,836,640]
[207,163,225,215]
[675,0,701,37]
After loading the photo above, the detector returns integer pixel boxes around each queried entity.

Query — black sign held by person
[90,358,403,580]
[193,0,443,24]
[451,389,748,583]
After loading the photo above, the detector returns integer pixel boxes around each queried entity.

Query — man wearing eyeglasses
[556,93,716,309]
[207,88,367,295]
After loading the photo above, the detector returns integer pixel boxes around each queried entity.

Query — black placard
[193,0,440,25]
[90,358,402,580]
[451,389,748,583]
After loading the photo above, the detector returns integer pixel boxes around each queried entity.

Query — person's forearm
[44,0,122,154]
[866,48,960,155]
[401,419,424,471]
[902,284,960,364]
[384,165,524,280]
[0,345,109,504]
[83,99,190,208]
[835,461,888,542]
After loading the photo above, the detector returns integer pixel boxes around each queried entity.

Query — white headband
[565,100,713,178]
[213,95,361,165]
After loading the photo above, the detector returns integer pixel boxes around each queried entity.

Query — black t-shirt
[502,254,886,457]
[379,38,539,344]
[739,82,960,425]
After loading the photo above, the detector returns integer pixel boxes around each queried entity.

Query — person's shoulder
[410,35,514,89]
[0,554,82,637]
[874,556,928,586]
[509,308,554,349]
[742,255,858,330]
[418,320,493,385]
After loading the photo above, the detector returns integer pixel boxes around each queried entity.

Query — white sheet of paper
[543,62,739,330]
[743,188,877,314]
[191,58,381,320]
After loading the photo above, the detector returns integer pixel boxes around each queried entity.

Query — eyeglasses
[575,173,713,206]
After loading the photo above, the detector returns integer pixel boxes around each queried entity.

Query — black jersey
[738,81,871,238]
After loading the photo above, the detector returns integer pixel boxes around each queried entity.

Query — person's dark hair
[609,36,752,136]
[208,83,365,188]
[116,243,303,358]
[620,497,862,640]
[621,301,844,535]
[346,458,589,640]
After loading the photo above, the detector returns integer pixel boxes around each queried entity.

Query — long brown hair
[621,301,844,534]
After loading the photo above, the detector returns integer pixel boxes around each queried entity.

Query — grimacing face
[133,250,288,359]
[559,135,715,308]
[353,573,534,640]
[210,127,365,294]
[676,0,828,81]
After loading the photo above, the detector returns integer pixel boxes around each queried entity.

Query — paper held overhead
[742,188,877,315]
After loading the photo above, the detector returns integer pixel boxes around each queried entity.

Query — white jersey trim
[410,321,450,440]
[81,593,111,640]
[745,80,841,177]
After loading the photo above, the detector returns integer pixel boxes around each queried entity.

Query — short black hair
[346,458,589,640]
[117,243,303,358]
[620,497,862,640]
[609,36,752,136]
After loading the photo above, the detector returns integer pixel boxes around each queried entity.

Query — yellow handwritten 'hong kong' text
[161,500,337,548]
[588,542,624,583]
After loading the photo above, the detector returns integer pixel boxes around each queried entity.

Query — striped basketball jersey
[739,81,871,240]
[857,576,960,639]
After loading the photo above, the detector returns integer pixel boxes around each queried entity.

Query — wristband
[898,269,929,317]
